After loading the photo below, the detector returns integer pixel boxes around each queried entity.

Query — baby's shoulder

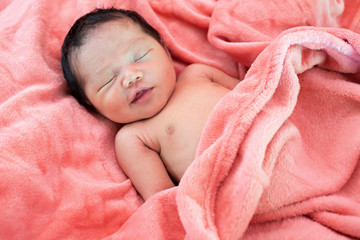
[115,121,160,152]
[116,121,146,141]
[177,63,214,84]
[179,63,210,76]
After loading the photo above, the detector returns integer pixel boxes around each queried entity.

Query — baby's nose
[122,70,143,88]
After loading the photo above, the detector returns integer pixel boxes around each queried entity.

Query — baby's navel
[166,123,174,135]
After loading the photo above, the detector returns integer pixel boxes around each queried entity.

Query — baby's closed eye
[98,75,116,92]
[134,49,152,62]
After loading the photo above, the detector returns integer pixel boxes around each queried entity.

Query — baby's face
[73,19,176,123]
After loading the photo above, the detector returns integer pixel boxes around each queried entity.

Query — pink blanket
[1,0,360,239]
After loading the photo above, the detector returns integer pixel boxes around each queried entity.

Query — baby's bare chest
[158,82,227,146]
[147,82,230,180]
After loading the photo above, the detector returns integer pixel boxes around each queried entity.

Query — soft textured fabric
[1,0,359,239]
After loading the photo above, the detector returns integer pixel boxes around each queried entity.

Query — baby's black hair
[61,8,163,110]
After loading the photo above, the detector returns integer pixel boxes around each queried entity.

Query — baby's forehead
[76,21,140,54]
[71,20,155,80]
[92,18,140,35]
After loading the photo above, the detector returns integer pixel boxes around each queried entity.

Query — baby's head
[61,8,176,123]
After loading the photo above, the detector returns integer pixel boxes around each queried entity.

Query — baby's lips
[129,87,146,104]
[130,87,153,104]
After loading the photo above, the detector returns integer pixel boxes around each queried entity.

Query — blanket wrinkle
[1,0,360,239]
[144,0,238,77]
[341,0,360,33]
[149,0,214,28]
[208,0,344,68]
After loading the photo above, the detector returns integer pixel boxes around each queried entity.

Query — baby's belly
[160,140,198,183]
[158,116,209,183]
[156,81,231,182]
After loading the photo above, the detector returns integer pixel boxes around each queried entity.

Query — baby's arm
[185,63,239,90]
[115,126,175,201]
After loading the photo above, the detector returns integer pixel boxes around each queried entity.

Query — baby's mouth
[131,88,153,104]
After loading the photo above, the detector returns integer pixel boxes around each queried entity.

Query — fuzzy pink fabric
[1,0,359,239]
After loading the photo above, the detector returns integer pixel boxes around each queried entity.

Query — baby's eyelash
[135,49,151,62]
[99,76,115,92]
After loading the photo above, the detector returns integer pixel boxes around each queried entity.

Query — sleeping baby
[61,8,238,200]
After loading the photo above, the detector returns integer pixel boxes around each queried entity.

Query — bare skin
[72,19,238,201]
[116,64,237,200]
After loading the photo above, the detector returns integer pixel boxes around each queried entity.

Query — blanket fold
[1,0,360,239]
[174,27,360,239]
